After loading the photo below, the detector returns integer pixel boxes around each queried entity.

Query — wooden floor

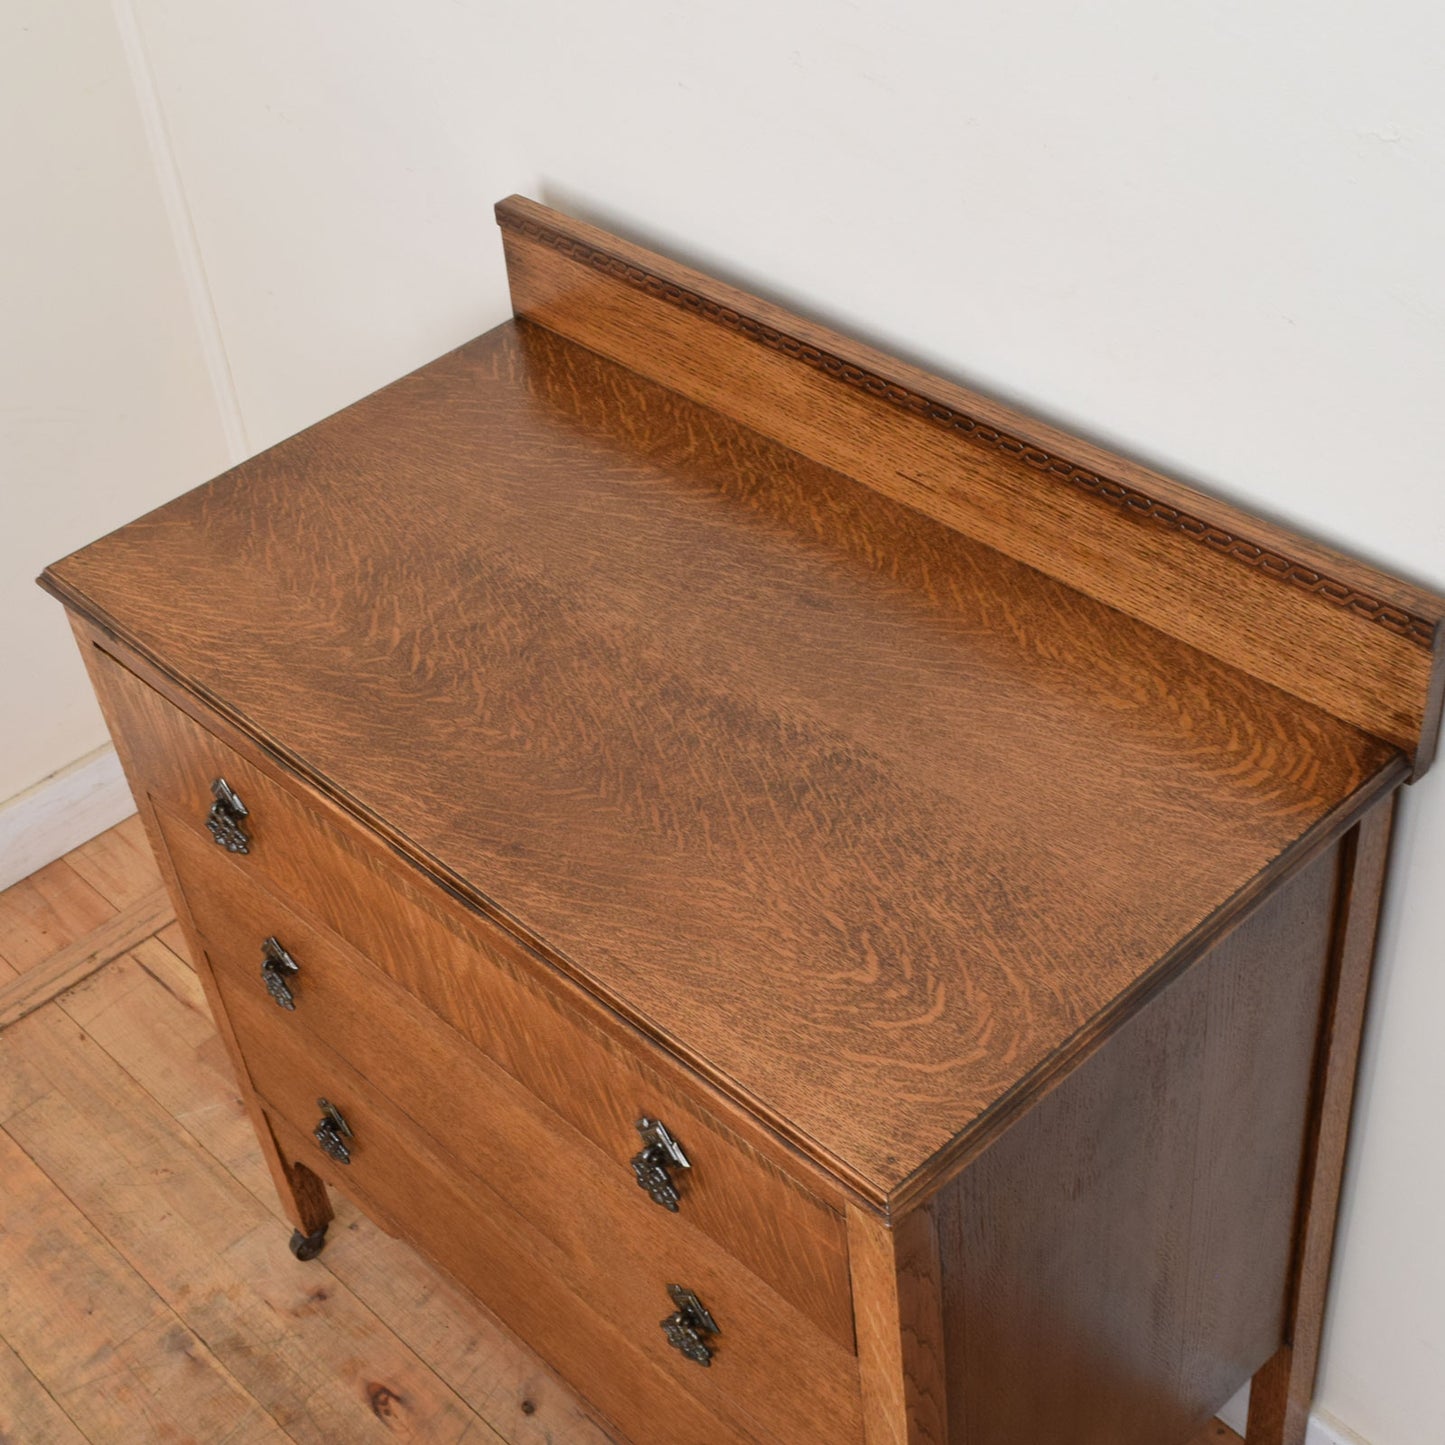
[0,817,1246,1444]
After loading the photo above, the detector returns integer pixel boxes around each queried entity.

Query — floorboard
[0,856,116,976]
[0,1121,282,1443]
[0,1334,89,1444]
[0,818,1241,1444]
[64,813,164,909]
[0,887,173,1029]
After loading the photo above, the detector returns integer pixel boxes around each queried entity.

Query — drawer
[93,643,854,1349]
[216,957,862,1445]
[260,1110,747,1445]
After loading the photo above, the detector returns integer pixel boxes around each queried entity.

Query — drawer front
[91,643,854,1349]
[216,956,861,1445]
[258,1115,746,1445]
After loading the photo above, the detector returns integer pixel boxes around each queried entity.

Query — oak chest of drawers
[42,198,1444,1445]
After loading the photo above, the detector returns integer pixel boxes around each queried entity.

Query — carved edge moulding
[502,211,1426,643]
[496,196,1445,775]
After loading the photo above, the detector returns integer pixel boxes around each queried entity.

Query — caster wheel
[289,1225,328,1261]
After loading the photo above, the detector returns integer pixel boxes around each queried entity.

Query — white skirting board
[0,745,137,892]
[1305,1417,1369,1445]
[1217,1385,1367,1443]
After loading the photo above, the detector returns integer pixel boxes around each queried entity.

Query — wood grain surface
[90,637,855,1316]
[1,838,1248,1445]
[935,836,1345,1445]
[0,843,134,978]
[497,196,1445,773]
[848,1204,948,1444]
[0,887,171,1030]
[161,796,855,1356]
[1247,798,1396,1445]
[238,978,861,1445]
[42,316,1404,1204]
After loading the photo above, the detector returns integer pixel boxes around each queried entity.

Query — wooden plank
[156,918,192,965]
[497,195,1445,772]
[1247,795,1398,1445]
[848,1203,948,1444]
[316,1211,620,1445]
[65,812,163,908]
[66,937,293,1190]
[0,1337,88,1445]
[0,1122,285,1444]
[0,1005,506,1445]
[57,939,616,1445]
[0,855,116,976]
[0,886,173,1030]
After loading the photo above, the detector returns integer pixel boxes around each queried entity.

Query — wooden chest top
[42,210,1430,1208]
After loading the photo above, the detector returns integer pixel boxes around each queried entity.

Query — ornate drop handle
[313,1098,353,1165]
[630,1117,690,1211]
[660,1285,719,1366]
[260,936,300,1010]
[206,777,250,853]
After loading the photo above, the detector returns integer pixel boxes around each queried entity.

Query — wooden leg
[1246,794,1397,1445]
[71,626,338,1261]
[278,1147,334,1260]
[848,1203,948,1445]
[135,798,334,1246]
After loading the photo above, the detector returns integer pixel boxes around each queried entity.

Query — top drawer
[87,643,854,1351]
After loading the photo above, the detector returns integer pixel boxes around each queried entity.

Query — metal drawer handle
[313,1098,353,1165]
[260,937,300,1010]
[206,777,250,853]
[660,1285,719,1366]
[631,1117,690,1211]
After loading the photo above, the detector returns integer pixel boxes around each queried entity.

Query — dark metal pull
[313,1098,353,1165]
[631,1117,690,1211]
[660,1285,719,1366]
[206,777,250,853]
[260,937,300,1010]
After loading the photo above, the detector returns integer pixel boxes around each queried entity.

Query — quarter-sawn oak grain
[87,638,854,1329]
[157,795,855,1354]
[41,317,1401,1204]
[497,195,1445,772]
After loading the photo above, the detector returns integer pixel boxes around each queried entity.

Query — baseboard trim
[0,746,136,891]
[1306,1413,1368,1445]
[1217,1386,1368,1445]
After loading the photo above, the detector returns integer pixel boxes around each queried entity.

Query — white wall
[0,0,234,808]
[5,2,1442,1440]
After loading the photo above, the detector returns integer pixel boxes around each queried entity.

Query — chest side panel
[934,840,1342,1445]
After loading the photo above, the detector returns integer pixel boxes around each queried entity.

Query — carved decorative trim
[501,211,1436,650]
